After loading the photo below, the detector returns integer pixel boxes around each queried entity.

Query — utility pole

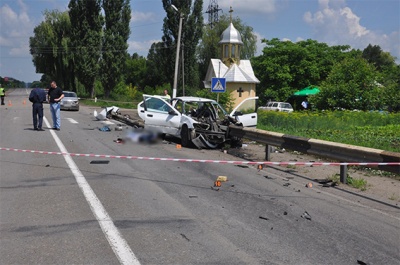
[171,5,183,98]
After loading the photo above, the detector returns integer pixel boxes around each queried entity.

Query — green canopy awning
[293,86,320,96]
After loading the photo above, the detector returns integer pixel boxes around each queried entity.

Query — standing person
[47,81,64,130]
[301,98,308,110]
[0,84,5,105]
[163,89,171,99]
[29,88,47,131]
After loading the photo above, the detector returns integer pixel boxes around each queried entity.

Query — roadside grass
[328,174,369,191]
[346,176,368,191]
[388,193,399,201]
[257,110,400,153]
[81,99,140,109]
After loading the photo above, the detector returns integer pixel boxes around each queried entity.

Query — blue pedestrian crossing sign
[211,77,226,93]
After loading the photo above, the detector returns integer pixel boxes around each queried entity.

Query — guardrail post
[340,164,348,184]
[265,145,271,161]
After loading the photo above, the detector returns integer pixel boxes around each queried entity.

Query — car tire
[180,125,191,147]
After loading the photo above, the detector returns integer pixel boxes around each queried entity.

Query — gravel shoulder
[227,140,400,210]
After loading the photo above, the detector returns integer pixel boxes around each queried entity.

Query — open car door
[142,95,181,135]
[230,97,259,127]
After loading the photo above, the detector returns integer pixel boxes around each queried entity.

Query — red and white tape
[1,147,399,166]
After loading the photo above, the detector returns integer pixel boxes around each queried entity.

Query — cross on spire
[229,6,233,22]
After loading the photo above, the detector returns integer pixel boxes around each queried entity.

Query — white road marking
[67,118,78,124]
[43,116,141,265]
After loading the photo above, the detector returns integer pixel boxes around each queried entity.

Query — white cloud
[0,3,33,49]
[131,11,156,23]
[303,0,399,60]
[218,0,277,15]
[253,31,265,56]
[10,43,29,57]
[128,39,161,56]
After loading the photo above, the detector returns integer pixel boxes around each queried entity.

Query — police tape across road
[1,147,399,167]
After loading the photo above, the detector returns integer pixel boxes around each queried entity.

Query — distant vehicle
[259,102,293,113]
[138,95,258,149]
[60,91,79,111]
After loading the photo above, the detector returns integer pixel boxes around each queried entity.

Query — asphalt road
[1,89,399,265]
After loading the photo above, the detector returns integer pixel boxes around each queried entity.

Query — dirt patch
[227,140,400,207]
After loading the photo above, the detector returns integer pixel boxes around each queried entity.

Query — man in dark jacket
[29,88,47,131]
[47,81,64,130]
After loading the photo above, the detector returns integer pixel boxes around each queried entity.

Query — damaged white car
[138,95,258,149]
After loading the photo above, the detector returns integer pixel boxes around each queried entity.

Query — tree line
[29,0,399,112]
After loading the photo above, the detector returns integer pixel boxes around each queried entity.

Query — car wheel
[180,125,191,147]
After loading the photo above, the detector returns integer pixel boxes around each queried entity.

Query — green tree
[101,0,131,97]
[125,53,147,90]
[197,14,257,85]
[29,10,75,91]
[252,38,352,104]
[145,42,170,88]
[313,56,383,111]
[161,0,204,93]
[362,44,395,72]
[68,0,103,98]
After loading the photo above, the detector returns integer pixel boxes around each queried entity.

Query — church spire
[219,7,243,66]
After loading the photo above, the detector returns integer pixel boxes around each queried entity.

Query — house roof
[204,59,260,88]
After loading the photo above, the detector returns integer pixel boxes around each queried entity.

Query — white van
[259,102,293,113]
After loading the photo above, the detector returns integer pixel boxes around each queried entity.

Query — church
[203,8,260,108]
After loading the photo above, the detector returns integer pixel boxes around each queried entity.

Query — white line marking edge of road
[43,116,141,265]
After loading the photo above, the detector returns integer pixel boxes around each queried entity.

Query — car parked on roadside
[60,91,79,111]
[259,101,293,113]
[138,95,258,149]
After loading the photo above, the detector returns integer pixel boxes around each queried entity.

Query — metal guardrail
[110,112,399,181]
[229,125,400,179]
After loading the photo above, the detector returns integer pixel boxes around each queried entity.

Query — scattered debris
[283,211,288,215]
[316,179,332,184]
[45,164,50,167]
[259,216,269,221]
[180,233,190,242]
[113,138,125,144]
[189,195,198,198]
[216,176,228,182]
[214,180,222,187]
[357,260,367,265]
[95,106,120,120]
[283,183,291,187]
[323,182,338,187]
[99,126,111,132]
[115,124,123,131]
[211,186,220,191]
[264,175,275,179]
[90,160,110,164]
[306,183,313,188]
[301,211,312,221]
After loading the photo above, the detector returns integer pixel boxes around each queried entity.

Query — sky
[0,0,399,84]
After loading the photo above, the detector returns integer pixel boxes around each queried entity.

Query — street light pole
[172,5,183,98]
